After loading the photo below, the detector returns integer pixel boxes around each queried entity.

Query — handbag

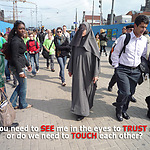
[42,40,54,59]
[0,91,16,127]
[139,56,150,74]
[42,48,49,59]
[138,56,150,85]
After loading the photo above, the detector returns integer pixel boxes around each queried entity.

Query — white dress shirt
[111,31,147,68]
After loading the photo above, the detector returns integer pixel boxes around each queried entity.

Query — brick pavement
[0,48,150,150]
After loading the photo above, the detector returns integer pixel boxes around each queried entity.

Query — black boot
[116,108,123,121]
[130,96,136,103]
[76,115,85,121]
[145,96,150,118]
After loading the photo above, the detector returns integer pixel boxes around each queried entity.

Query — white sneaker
[30,74,36,77]
[36,70,39,74]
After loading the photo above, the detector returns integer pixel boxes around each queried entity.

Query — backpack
[0,42,11,60]
[27,40,38,49]
[109,33,131,65]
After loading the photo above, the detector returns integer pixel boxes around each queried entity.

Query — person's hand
[0,87,5,92]
[93,76,98,84]
[68,72,72,77]
[19,73,26,78]
[27,66,32,72]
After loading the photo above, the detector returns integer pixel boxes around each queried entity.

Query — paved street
[0,48,150,150]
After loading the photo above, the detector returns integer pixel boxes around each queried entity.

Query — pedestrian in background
[54,27,71,86]
[0,50,19,128]
[95,33,100,51]
[39,28,46,52]
[63,25,70,43]
[120,26,127,36]
[99,29,108,56]
[26,32,40,77]
[126,24,134,33]
[43,33,55,72]
[24,31,30,62]
[0,32,11,83]
[68,22,100,121]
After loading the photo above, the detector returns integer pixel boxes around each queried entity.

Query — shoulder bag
[0,91,16,127]
[42,40,54,59]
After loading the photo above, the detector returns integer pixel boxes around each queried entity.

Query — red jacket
[26,40,40,53]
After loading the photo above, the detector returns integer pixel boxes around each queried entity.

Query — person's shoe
[36,70,39,74]
[147,110,150,119]
[145,96,150,118]
[30,74,36,77]
[116,113,123,121]
[62,82,66,86]
[76,115,85,121]
[14,106,19,109]
[105,52,107,56]
[47,67,49,70]
[108,86,112,92]
[6,79,11,82]
[51,69,55,72]
[12,84,17,88]
[8,123,19,129]
[116,109,123,121]
[122,112,130,120]
[112,102,117,107]
[26,104,33,109]
[130,96,136,103]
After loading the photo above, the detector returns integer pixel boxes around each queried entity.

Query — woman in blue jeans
[8,20,32,109]
[54,27,71,86]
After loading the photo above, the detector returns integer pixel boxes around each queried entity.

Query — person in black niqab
[68,22,100,121]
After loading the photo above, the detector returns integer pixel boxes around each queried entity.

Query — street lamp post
[92,0,94,26]
[110,0,115,25]
[99,0,102,25]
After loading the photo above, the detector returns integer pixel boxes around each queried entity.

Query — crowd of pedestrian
[0,15,150,128]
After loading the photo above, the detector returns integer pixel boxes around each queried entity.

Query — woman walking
[9,20,32,109]
[68,22,100,121]
[54,27,70,86]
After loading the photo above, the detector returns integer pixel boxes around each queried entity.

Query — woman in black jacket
[8,20,32,109]
[54,27,70,86]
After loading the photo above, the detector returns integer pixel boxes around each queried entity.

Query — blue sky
[0,0,145,29]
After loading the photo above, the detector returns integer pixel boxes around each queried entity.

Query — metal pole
[13,0,15,23]
[99,0,102,25]
[36,5,37,28]
[82,11,85,23]
[110,0,114,25]
[92,0,94,26]
[75,8,77,28]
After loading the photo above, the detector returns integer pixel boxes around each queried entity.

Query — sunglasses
[57,31,62,33]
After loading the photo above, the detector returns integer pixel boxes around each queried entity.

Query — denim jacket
[0,51,5,88]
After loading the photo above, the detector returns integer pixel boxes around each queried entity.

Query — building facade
[0,10,4,21]
[141,0,150,12]
[85,15,101,26]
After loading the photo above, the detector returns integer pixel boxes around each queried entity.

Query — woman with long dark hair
[8,20,32,109]
[68,22,100,121]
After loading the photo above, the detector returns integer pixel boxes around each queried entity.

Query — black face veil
[70,22,100,59]
[70,24,87,46]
